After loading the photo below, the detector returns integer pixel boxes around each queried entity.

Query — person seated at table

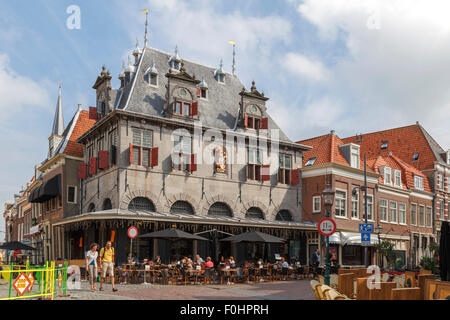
[219,256,225,265]
[244,260,253,268]
[229,256,236,268]
[203,257,214,269]
[195,254,204,265]
[281,257,290,269]
[186,262,194,270]
[153,256,162,265]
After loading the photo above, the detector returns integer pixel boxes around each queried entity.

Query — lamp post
[375,224,382,267]
[322,186,335,286]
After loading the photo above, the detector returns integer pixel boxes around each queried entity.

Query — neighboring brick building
[298,131,380,267]
[342,123,449,240]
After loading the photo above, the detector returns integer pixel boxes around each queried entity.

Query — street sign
[127,226,138,239]
[12,272,31,296]
[318,218,337,237]
[27,272,35,293]
[361,232,371,246]
[359,223,374,233]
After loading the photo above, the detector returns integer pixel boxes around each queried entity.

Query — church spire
[51,82,64,136]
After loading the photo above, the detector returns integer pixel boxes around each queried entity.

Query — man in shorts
[99,241,118,292]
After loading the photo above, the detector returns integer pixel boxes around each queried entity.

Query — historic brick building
[53,42,316,265]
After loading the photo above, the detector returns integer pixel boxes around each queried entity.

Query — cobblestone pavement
[62,279,314,300]
[1,279,314,300]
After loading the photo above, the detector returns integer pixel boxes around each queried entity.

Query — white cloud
[281,52,329,81]
[0,54,52,122]
[286,0,450,147]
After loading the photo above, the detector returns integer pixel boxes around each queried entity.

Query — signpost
[360,223,373,246]
[318,218,337,237]
[12,272,31,296]
[127,227,138,263]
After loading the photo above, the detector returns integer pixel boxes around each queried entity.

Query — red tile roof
[63,110,96,157]
[341,124,438,171]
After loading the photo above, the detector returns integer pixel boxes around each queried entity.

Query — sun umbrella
[138,228,208,241]
[0,241,37,251]
[220,231,285,243]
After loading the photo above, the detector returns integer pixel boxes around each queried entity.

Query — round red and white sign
[318,218,336,237]
[127,226,138,239]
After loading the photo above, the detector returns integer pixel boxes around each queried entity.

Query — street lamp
[375,224,382,267]
[322,185,335,286]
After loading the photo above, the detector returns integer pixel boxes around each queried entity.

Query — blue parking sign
[359,223,373,233]
[361,232,371,244]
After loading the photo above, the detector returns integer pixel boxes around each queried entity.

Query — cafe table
[220,268,237,284]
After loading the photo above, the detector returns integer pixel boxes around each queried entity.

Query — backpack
[100,247,114,259]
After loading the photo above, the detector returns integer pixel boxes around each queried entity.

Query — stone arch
[128,197,156,212]
[102,198,112,210]
[120,189,163,212]
[164,193,199,214]
[87,203,96,213]
[201,194,235,217]
[240,200,268,219]
[270,204,300,222]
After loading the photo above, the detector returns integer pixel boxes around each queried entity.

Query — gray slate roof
[418,124,448,165]
[115,47,293,143]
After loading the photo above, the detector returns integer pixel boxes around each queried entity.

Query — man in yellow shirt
[99,241,118,292]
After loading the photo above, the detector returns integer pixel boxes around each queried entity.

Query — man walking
[99,241,118,292]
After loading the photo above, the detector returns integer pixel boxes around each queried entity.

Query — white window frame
[351,191,359,219]
[394,170,402,187]
[366,195,374,221]
[410,203,417,226]
[419,205,425,227]
[414,176,424,190]
[426,206,432,227]
[380,199,388,222]
[335,189,347,218]
[312,196,321,213]
[67,186,77,204]
[389,201,398,224]
[305,157,317,166]
[439,199,445,221]
[399,202,407,225]
[350,146,360,169]
[437,173,444,190]
[384,167,392,185]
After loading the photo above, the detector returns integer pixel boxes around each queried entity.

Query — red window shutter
[89,157,97,175]
[98,150,109,169]
[244,113,248,128]
[291,169,299,185]
[261,117,268,130]
[129,143,133,165]
[89,107,97,120]
[78,163,87,180]
[191,101,198,116]
[151,148,158,167]
[190,154,197,172]
[196,87,201,97]
[262,165,270,181]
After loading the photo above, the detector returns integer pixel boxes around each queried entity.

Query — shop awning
[341,231,379,246]
[29,174,61,203]
[329,232,342,244]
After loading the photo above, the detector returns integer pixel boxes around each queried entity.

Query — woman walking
[86,243,99,292]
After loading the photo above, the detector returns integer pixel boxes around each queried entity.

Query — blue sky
[1,0,450,234]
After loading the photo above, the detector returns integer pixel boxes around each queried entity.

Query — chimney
[330,130,335,135]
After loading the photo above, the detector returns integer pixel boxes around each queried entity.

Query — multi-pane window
[248,148,262,181]
[399,203,406,224]
[67,186,76,204]
[97,136,104,152]
[174,101,191,116]
[384,167,392,185]
[394,170,402,187]
[132,128,153,166]
[439,200,445,220]
[390,201,398,223]
[87,144,94,159]
[411,203,417,225]
[414,176,424,190]
[366,195,374,221]
[419,205,425,226]
[437,173,444,190]
[335,191,347,217]
[173,135,192,172]
[351,191,359,219]
[426,207,432,227]
[278,154,292,184]
[350,146,359,168]
[380,199,388,222]
[246,116,261,130]
[313,196,321,213]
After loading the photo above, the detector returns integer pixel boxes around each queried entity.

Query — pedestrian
[99,241,118,292]
[312,249,320,267]
[85,243,99,292]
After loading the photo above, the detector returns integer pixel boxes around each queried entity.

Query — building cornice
[301,162,379,183]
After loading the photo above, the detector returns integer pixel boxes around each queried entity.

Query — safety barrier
[0,261,68,300]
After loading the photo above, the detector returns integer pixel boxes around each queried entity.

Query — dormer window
[447,150,450,164]
[413,153,419,161]
[197,78,208,100]
[169,46,181,71]
[215,59,225,83]
[144,63,159,87]
[381,141,388,150]
[384,166,392,185]
[414,175,424,190]
[244,105,268,130]
[394,170,402,187]
[350,146,360,169]
[305,157,317,166]
[217,74,224,83]
[170,60,180,71]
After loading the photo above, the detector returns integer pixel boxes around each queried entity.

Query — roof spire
[51,82,64,136]
[229,40,236,75]
[143,9,149,46]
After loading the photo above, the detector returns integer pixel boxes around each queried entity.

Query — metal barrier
[0,261,68,300]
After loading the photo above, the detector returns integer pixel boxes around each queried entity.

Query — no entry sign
[318,218,336,237]
[127,226,138,239]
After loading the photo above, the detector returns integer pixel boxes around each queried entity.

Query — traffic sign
[27,272,35,293]
[127,226,138,239]
[359,223,374,233]
[361,232,371,246]
[12,272,31,296]
[318,218,337,237]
